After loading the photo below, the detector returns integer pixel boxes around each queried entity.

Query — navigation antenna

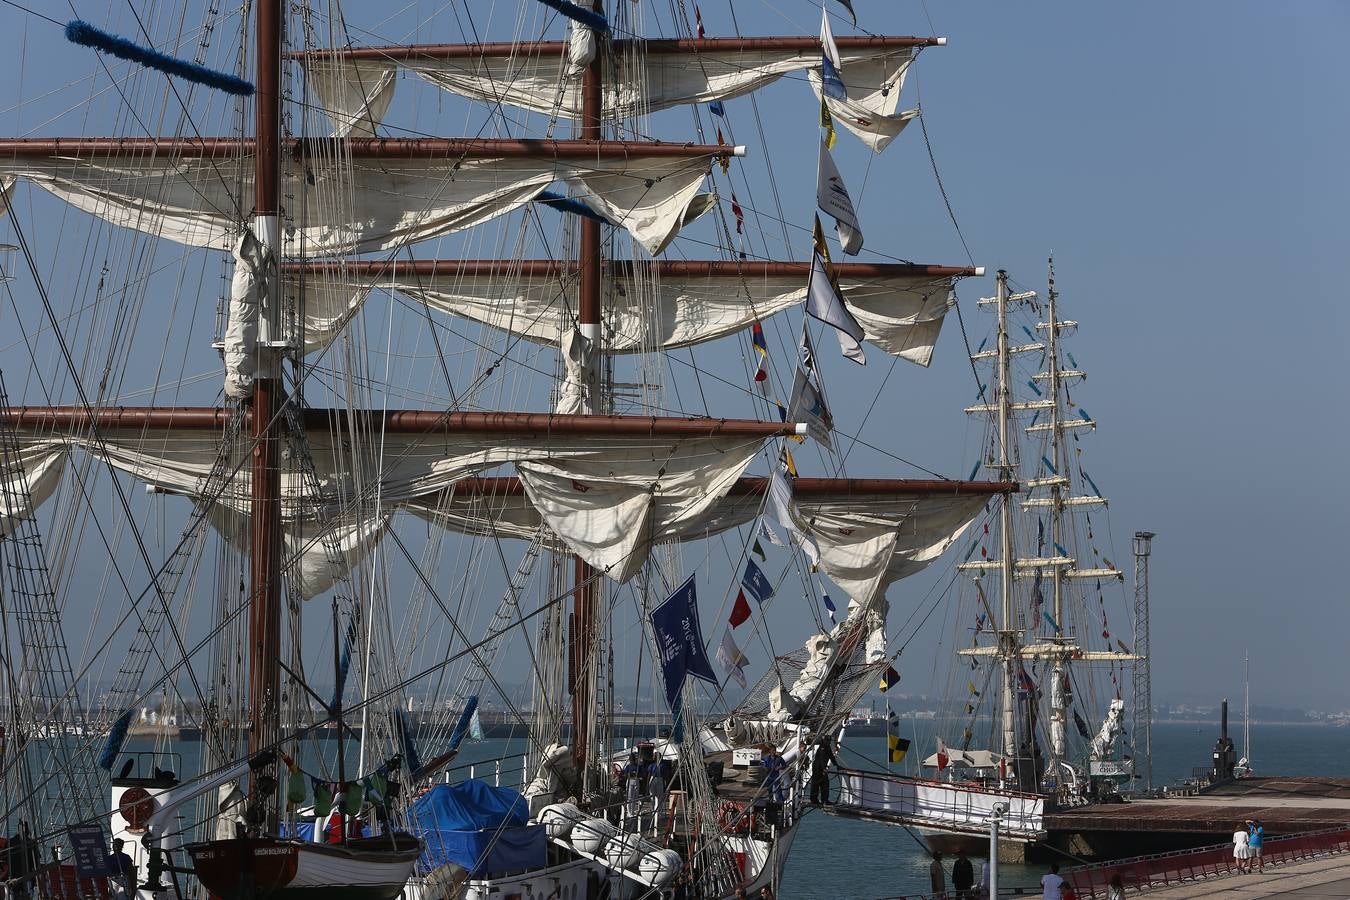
[1132,530,1155,791]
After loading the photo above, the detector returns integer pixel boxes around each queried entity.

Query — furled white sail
[302,57,397,137]
[514,436,763,583]
[223,230,270,398]
[209,507,391,599]
[295,266,955,364]
[0,442,67,538]
[7,425,777,595]
[409,483,989,599]
[302,44,916,126]
[809,50,917,152]
[554,330,598,415]
[0,153,713,255]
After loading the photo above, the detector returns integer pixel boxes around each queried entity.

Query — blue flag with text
[651,575,719,708]
[741,559,775,604]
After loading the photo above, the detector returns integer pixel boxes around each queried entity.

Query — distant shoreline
[1156,719,1341,728]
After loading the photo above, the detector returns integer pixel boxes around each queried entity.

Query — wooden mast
[570,0,604,783]
[248,0,284,819]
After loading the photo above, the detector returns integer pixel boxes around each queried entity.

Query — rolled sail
[0,410,793,596]
[300,38,925,137]
[287,260,967,366]
[408,477,996,606]
[809,46,917,152]
[0,140,722,255]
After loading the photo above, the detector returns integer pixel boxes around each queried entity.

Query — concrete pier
[1047,777,1350,858]
[1141,853,1350,897]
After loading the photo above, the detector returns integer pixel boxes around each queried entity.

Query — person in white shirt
[1233,823,1252,872]
[1041,862,1065,900]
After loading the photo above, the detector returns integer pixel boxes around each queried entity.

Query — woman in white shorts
[1233,822,1252,872]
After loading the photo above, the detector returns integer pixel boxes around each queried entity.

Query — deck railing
[1064,826,1350,898]
[834,767,1046,836]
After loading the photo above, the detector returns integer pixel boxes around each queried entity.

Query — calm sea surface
[114,722,1350,899]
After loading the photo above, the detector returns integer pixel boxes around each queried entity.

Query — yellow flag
[812,214,833,265]
[781,448,798,478]
[820,96,837,150]
[968,681,980,697]
[888,735,910,764]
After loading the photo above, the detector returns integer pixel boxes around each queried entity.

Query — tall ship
[832,264,1141,862]
[0,1,1009,897]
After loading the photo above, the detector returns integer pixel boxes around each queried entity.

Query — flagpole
[885,701,892,774]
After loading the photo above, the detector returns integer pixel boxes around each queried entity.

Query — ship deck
[1048,777,1350,835]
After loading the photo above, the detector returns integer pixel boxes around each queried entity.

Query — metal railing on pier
[1063,826,1350,898]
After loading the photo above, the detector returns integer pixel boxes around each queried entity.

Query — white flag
[717,630,749,689]
[763,469,820,565]
[805,250,866,365]
[817,141,863,255]
[819,10,847,101]
[788,366,834,450]
[759,516,785,548]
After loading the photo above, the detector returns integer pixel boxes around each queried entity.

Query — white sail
[302,43,916,128]
[809,49,918,152]
[295,265,957,364]
[409,483,989,600]
[6,425,779,595]
[515,437,763,583]
[0,153,714,256]
[208,507,391,600]
[0,442,67,537]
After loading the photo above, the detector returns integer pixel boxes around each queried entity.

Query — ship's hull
[185,835,423,900]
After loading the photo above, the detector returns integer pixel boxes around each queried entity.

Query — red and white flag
[936,738,950,772]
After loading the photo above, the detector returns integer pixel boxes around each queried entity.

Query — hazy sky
[0,1,1346,718]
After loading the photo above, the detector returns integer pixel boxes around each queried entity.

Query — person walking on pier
[1040,862,1065,900]
[929,851,947,898]
[951,849,975,899]
[1232,822,1252,872]
[1247,819,1264,871]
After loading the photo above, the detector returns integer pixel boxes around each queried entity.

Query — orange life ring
[717,801,750,834]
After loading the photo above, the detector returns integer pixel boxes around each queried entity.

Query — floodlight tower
[1132,531,1156,791]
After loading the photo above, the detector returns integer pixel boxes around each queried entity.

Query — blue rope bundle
[66,20,254,97]
[532,0,610,33]
[536,190,613,225]
[97,709,134,771]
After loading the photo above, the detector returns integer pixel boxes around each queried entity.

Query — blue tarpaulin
[409,780,544,876]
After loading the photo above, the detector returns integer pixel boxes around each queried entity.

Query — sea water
[104,722,1350,898]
